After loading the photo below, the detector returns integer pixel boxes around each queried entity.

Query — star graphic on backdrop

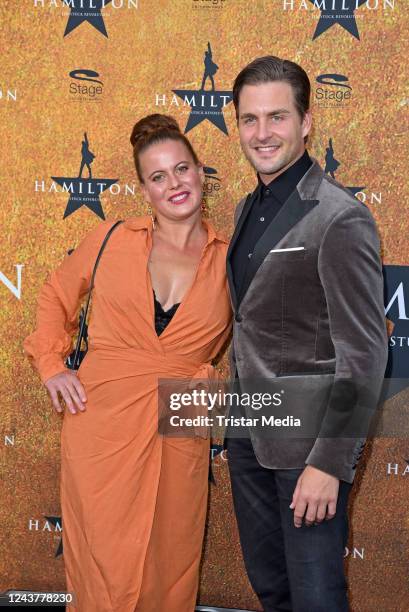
[172,89,233,134]
[44,515,63,557]
[309,0,367,41]
[63,0,112,37]
[51,175,118,219]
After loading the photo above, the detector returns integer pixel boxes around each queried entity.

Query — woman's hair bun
[130,114,181,148]
[129,113,199,182]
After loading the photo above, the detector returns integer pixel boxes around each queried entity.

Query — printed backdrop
[1,1,408,610]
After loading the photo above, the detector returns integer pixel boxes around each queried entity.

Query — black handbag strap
[72,219,124,366]
[88,219,124,293]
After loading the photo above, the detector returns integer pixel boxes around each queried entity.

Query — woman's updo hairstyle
[130,114,200,183]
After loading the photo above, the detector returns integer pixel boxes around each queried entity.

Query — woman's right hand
[44,370,87,414]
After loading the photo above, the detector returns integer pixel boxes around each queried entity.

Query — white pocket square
[269,247,305,253]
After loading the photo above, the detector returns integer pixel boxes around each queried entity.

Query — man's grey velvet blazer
[226,158,388,483]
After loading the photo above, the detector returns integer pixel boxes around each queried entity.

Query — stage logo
[203,164,223,198]
[33,0,138,38]
[0,266,24,300]
[282,0,395,41]
[28,515,63,557]
[155,42,233,135]
[314,74,353,108]
[68,69,104,102]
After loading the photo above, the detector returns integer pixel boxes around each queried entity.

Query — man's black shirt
[231,150,313,302]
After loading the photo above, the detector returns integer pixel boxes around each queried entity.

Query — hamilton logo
[45,515,63,556]
[173,42,233,133]
[323,138,365,196]
[0,266,23,300]
[34,1,138,38]
[0,87,17,102]
[282,1,395,42]
[28,515,63,557]
[382,266,409,400]
[51,132,118,219]
[156,42,233,135]
[309,0,367,40]
[209,443,226,484]
[62,0,112,37]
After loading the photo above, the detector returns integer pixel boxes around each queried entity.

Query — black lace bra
[153,290,180,336]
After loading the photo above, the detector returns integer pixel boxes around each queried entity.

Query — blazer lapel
[227,190,256,309]
[238,187,319,307]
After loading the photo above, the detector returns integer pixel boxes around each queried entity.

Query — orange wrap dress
[24,215,232,612]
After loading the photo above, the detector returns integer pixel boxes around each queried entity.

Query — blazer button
[235,314,243,323]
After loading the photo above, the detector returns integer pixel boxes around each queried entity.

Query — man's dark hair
[233,56,311,120]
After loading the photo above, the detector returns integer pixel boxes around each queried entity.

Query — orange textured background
[0,1,408,610]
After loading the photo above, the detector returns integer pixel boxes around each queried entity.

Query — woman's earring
[201,196,208,215]
[147,205,156,230]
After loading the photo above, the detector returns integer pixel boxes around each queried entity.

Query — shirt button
[248,252,252,259]
[260,217,265,222]
[265,188,271,195]
[235,314,243,323]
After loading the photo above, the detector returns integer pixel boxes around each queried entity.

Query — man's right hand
[45,370,87,414]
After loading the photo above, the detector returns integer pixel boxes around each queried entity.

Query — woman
[24,114,232,612]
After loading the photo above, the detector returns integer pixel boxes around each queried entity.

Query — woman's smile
[168,191,191,205]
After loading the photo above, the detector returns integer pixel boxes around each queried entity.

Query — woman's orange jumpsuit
[24,216,232,612]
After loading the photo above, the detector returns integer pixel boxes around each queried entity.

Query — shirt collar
[257,150,313,205]
[124,215,228,245]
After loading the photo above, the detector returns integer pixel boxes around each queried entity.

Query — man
[225,56,388,611]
